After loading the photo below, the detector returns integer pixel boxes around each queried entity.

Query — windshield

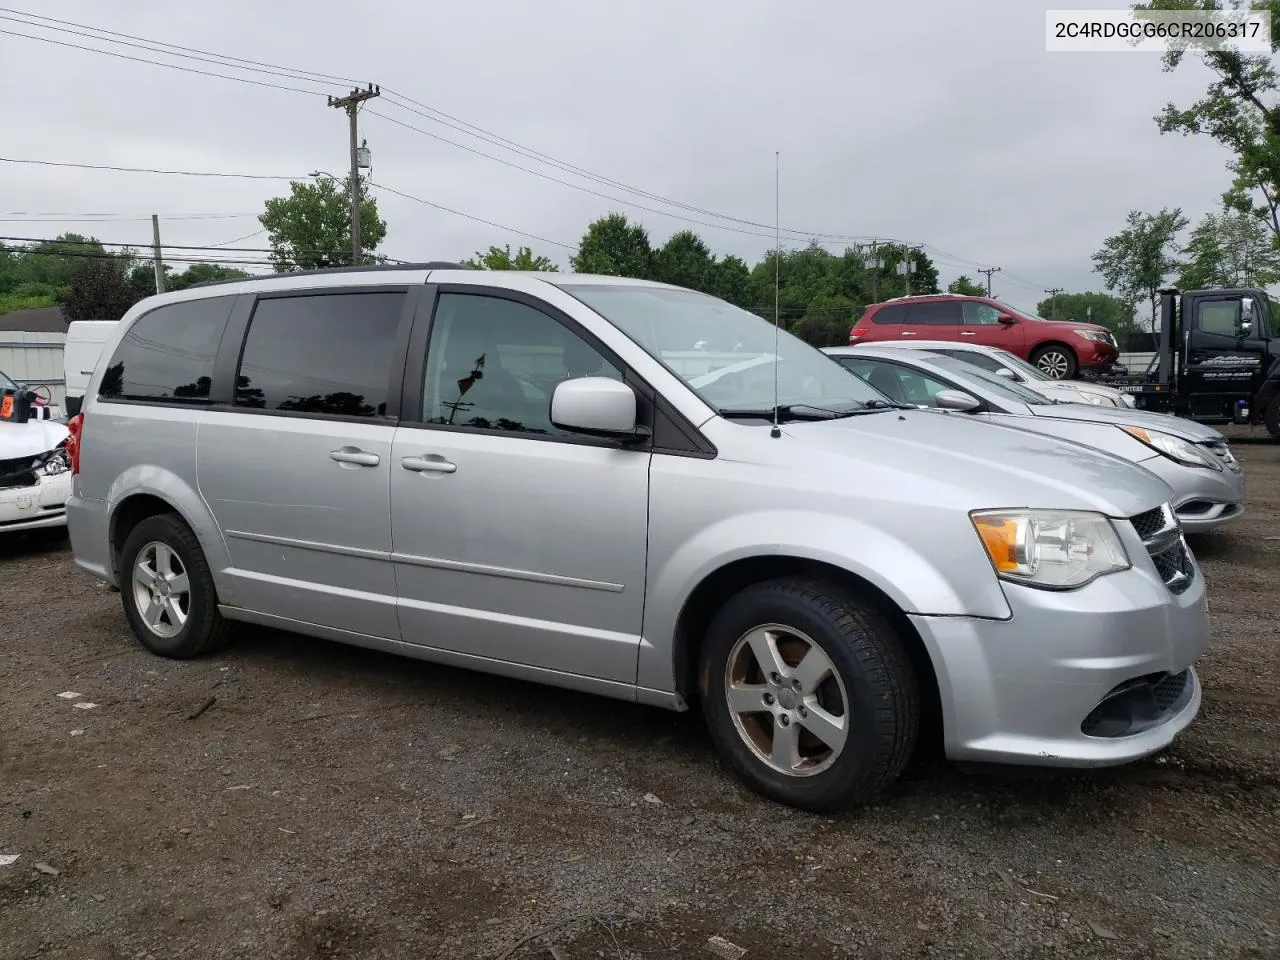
[995,301,1050,322]
[930,355,1054,405]
[562,284,887,413]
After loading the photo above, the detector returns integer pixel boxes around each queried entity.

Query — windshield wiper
[719,403,869,422]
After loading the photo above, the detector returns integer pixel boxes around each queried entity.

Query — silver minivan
[65,266,1209,810]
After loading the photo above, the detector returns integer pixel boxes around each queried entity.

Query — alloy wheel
[1036,350,1071,379]
[723,623,850,777]
[131,541,191,640]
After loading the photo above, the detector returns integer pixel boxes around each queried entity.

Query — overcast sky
[0,0,1237,314]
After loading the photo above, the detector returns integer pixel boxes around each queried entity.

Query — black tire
[1030,343,1078,380]
[118,513,232,659]
[697,578,919,811]
[1264,396,1280,440]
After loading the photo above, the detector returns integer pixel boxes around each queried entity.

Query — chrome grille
[1129,503,1193,595]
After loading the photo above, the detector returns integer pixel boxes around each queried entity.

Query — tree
[259,177,386,271]
[652,230,716,290]
[570,213,653,277]
[463,244,558,271]
[708,254,752,306]
[63,257,146,322]
[948,275,988,297]
[1035,291,1136,333]
[1133,1,1280,238]
[1092,208,1189,330]
[1177,209,1280,288]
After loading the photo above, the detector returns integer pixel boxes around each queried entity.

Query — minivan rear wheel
[119,514,232,659]
[1030,344,1077,379]
[698,578,919,811]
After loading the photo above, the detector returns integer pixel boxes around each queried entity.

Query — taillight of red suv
[67,412,83,475]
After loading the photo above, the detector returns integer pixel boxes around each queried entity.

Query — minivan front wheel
[698,578,919,810]
[119,514,232,658]
[1030,344,1077,379]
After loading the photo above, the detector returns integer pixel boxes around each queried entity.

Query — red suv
[848,295,1119,379]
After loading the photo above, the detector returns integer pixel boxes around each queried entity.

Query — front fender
[636,508,1011,693]
[105,464,232,594]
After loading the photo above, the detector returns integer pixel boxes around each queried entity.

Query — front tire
[1264,396,1280,440]
[119,514,232,659]
[1031,344,1078,380]
[698,578,919,811]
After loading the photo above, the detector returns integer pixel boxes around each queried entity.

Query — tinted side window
[422,293,621,437]
[903,302,961,325]
[961,302,1002,325]
[235,292,405,418]
[871,304,908,325]
[98,296,234,403]
[1197,300,1241,337]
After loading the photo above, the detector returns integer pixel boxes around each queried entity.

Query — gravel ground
[1,428,1277,960]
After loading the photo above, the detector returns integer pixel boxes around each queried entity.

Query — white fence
[0,331,66,407]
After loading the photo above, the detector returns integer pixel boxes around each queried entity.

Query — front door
[1182,293,1269,414]
[389,288,651,684]
[960,300,1025,352]
[198,288,413,639]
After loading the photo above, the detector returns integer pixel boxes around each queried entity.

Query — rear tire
[119,514,232,659]
[1264,396,1280,440]
[697,578,919,811]
[1031,344,1077,380]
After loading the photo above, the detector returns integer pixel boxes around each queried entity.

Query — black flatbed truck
[1104,286,1280,438]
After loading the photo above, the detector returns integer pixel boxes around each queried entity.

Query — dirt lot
[2,428,1278,960]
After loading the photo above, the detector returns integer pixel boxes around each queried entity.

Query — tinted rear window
[98,296,234,403]
[234,291,405,418]
[870,304,908,325]
[902,301,960,325]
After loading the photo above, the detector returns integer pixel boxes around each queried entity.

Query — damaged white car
[1,371,72,533]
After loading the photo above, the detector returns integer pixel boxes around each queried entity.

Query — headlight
[1074,329,1112,344]
[1120,426,1221,471]
[1078,392,1116,407]
[971,509,1131,590]
[33,447,70,477]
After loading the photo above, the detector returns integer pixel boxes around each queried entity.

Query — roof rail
[189,261,472,289]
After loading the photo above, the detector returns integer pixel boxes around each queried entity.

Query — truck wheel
[697,578,919,811]
[1265,396,1280,439]
[1031,344,1077,380]
[119,514,232,659]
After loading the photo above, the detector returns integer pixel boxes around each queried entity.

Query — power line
[0,234,411,263]
[366,181,576,251]
[0,156,300,180]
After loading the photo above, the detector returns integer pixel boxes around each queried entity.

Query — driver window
[896,370,952,407]
[961,302,1002,325]
[423,293,621,436]
[1198,301,1243,337]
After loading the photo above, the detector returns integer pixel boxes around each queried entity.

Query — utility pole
[978,265,1001,296]
[1045,287,1064,319]
[327,83,380,265]
[151,214,165,294]
[867,241,883,302]
[897,247,915,297]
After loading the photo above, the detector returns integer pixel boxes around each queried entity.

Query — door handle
[402,455,457,474]
[960,331,976,336]
[900,331,917,336]
[330,447,380,467]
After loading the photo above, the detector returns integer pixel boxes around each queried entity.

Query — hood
[777,409,1172,518]
[1047,318,1111,335]
[0,418,71,460]
[1027,403,1223,441]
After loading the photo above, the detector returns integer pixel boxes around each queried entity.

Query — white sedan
[1,371,72,533]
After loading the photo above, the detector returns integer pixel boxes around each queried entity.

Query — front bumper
[910,549,1208,768]
[0,472,72,533]
[1137,454,1245,533]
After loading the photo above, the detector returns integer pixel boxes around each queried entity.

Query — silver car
[860,339,1137,408]
[825,345,1244,533]
[66,268,1207,810]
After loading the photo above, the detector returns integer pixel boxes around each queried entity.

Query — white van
[64,320,117,416]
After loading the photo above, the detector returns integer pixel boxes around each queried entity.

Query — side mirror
[996,313,1017,326]
[934,389,981,412]
[1240,297,1256,337]
[996,367,1016,379]
[550,377,647,441]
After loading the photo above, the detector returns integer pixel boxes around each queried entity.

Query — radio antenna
[771,151,782,439]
